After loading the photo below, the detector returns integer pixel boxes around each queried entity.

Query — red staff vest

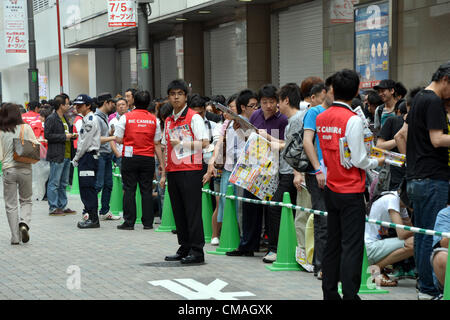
[122,109,157,157]
[165,107,203,172]
[73,115,83,149]
[22,111,42,139]
[316,103,366,194]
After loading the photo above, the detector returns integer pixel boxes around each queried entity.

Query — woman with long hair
[0,103,40,244]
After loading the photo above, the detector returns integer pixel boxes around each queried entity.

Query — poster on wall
[3,0,28,54]
[107,0,136,27]
[354,1,390,89]
[330,0,359,24]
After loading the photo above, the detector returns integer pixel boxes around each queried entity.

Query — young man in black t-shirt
[376,88,422,190]
[395,61,450,300]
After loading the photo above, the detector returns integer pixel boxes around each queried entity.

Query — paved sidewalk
[0,177,418,300]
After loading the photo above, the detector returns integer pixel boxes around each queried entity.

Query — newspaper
[229,132,279,201]
[213,102,258,132]
[370,147,406,167]
[339,136,405,169]
[339,128,375,169]
[168,124,195,160]
[353,106,370,128]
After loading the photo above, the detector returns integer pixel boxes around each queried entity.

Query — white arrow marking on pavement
[148,278,255,300]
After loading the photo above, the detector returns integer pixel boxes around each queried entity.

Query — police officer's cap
[73,94,93,105]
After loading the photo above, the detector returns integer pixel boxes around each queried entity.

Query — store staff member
[316,70,385,300]
[160,79,209,265]
[71,94,102,229]
[114,90,165,230]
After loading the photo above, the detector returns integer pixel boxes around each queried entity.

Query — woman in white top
[0,103,40,244]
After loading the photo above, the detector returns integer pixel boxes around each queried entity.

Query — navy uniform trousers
[78,151,99,222]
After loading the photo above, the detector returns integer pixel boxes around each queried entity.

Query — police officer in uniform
[72,94,112,229]
[114,90,165,230]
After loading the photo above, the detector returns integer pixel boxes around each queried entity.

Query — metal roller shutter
[120,49,131,95]
[278,0,324,86]
[159,39,178,98]
[208,22,247,97]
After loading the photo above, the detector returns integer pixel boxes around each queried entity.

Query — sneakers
[82,213,90,221]
[211,237,220,246]
[49,209,65,216]
[77,219,100,229]
[417,292,440,300]
[154,217,161,224]
[262,251,277,263]
[393,267,417,280]
[19,225,29,243]
[117,223,134,230]
[99,212,121,221]
[63,208,77,215]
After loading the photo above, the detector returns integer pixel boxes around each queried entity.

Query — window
[33,0,50,14]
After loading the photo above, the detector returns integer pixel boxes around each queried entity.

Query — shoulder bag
[13,124,41,164]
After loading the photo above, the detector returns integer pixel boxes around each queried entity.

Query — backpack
[281,126,313,173]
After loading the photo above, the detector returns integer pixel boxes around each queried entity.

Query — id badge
[124,146,133,157]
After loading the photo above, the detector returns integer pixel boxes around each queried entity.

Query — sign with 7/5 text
[3,0,28,54]
[107,0,136,27]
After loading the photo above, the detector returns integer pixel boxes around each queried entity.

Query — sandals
[373,272,398,287]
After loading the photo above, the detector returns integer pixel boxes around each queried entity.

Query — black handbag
[281,127,313,173]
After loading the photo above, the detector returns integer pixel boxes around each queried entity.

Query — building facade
[0,0,449,104]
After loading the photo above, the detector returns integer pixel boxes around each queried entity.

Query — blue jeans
[407,179,448,296]
[95,153,113,215]
[47,158,71,212]
[218,170,239,223]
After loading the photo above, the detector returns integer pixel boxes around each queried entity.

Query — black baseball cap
[73,94,93,105]
[374,79,396,91]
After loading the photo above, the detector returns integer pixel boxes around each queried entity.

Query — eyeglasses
[169,91,186,97]
[246,103,259,109]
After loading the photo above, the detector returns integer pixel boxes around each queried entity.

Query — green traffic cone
[155,184,176,232]
[443,247,450,300]
[110,168,123,216]
[136,184,142,224]
[267,192,302,271]
[70,167,80,195]
[202,182,213,243]
[338,245,389,294]
[207,185,240,255]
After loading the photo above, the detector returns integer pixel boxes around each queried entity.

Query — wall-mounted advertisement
[3,0,28,54]
[330,0,359,24]
[107,0,136,27]
[354,1,389,89]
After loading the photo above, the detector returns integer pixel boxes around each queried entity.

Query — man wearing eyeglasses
[160,79,209,265]
[227,84,288,258]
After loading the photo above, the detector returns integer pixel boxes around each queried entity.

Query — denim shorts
[366,238,405,265]
[430,247,448,292]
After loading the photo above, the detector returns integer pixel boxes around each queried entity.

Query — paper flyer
[168,124,195,160]
[213,102,258,132]
[229,132,279,201]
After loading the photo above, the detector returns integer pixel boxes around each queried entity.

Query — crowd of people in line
[0,61,449,300]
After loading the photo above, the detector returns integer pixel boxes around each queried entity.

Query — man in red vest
[22,101,42,139]
[114,90,164,230]
[316,69,385,300]
[160,79,209,265]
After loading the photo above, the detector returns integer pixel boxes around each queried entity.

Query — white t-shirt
[364,192,409,244]
[219,120,247,172]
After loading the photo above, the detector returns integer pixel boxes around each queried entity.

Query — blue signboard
[354,2,390,89]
